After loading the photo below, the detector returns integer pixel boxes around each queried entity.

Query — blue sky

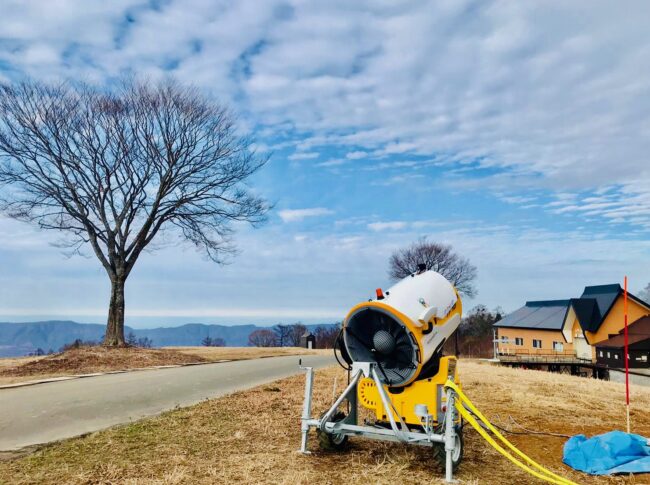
[1,0,650,327]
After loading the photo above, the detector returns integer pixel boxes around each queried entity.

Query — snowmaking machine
[299,267,465,482]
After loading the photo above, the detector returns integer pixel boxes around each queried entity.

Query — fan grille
[344,307,418,386]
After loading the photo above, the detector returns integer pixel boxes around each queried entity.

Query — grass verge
[0,346,325,386]
[164,346,329,361]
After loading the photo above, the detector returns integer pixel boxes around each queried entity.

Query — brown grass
[166,346,330,361]
[0,347,208,385]
[0,355,47,372]
[0,347,329,386]
[1,360,649,484]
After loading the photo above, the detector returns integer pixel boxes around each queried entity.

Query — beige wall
[586,297,650,344]
[497,327,572,355]
[572,317,592,360]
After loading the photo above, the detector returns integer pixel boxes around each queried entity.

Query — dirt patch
[0,346,208,382]
[1,360,648,484]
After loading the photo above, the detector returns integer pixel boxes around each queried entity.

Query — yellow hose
[445,380,579,485]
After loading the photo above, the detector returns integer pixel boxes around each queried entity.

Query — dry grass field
[0,355,47,373]
[0,346,324,386]
[1,360,649,484]
[165,346,329,361]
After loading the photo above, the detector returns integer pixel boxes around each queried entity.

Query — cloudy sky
[1,0,650,327]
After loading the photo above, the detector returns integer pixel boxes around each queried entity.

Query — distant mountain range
[0,320,336,357]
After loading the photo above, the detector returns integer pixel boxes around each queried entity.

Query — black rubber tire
[317,411,349,452]
[432,425,463,472]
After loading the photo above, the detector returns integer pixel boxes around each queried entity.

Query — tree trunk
[104,277,126,346]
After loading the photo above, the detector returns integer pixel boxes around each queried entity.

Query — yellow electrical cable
[456,403,573,485]
[446,380,575,484]
[445,380,579,485]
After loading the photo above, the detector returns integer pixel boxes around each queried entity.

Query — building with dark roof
[495,283,650,362]
[595,316,650,369]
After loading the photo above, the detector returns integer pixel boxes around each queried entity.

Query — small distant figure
[300,331,316,349]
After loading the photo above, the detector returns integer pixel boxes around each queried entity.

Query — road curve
[0,354,333,451]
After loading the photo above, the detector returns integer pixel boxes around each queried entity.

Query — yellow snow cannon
[299,268,465,482]
[343,268,462,389]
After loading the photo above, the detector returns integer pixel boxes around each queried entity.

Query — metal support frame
[298,361,460,483]
[444,387,457,483]
[299,363,315,454]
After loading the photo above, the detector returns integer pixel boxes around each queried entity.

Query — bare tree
[287,323,307,347]
[314,324,340,349]
[202,336,225,347]
[0,79,269,346]
[136,336,153,348]
[443,305,502,358]
[388,237,477,297]
[273,324,292,347]
[126,332,138,346]
[248,329,276,347]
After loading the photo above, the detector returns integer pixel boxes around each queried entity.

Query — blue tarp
[563,431,650,475]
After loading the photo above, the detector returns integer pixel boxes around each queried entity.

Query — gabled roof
[496,283,650,335]
[494,300,569,331]
[573,284,650,334]
[595,316,650,350]
[577,284,620,332]
[569,298,600,333]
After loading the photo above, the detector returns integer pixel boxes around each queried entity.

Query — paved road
[0,354,333,450]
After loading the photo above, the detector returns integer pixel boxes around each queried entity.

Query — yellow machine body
[357,355,461,426]
[343,271,463,388]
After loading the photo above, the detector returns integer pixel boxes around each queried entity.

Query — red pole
[624,276,630,433]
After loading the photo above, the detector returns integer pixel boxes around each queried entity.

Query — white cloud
[3,1,650,226]
[316,159,346,167]
[3,0,650,322]
[368,221,408,231]
[288,151,319,161]
[278,207,334,222]
[346,150,367,160]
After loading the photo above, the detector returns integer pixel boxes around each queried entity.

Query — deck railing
[497,348,592,363]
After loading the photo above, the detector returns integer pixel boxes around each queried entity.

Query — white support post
[444,387,456,483]
[299,365,314,454]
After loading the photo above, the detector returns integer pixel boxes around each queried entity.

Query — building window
[614,353,619,360]
[599,350,603,357]
[607,352,611,358]
[553,341,564,352]
[533,339,542,349]
[501,336,508,342]
[515,337,523,346]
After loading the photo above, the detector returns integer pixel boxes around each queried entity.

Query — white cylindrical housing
[383,270,460,364]
[343,270,462,387]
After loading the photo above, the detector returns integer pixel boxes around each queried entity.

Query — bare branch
[0,78,270,344]
[388,237,478,298]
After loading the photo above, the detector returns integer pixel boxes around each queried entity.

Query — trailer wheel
[317,411,349,452]
[432,425,463,472]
